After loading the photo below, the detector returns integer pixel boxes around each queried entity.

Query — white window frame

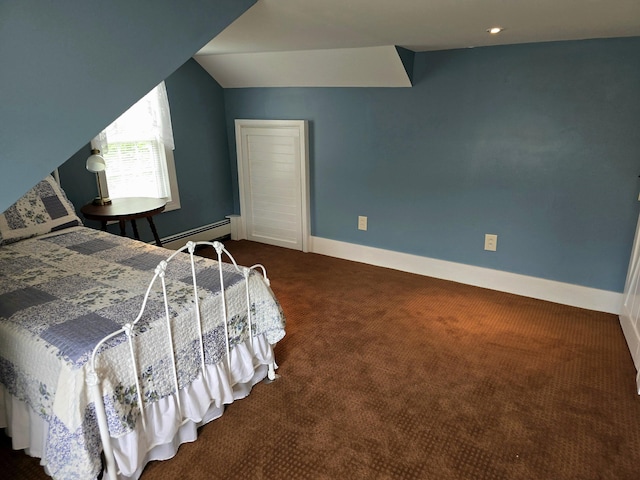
[163,149,181,211]
[92,82,180,212]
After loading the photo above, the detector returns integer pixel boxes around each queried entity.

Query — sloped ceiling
[0,0,256,212]
[194,0,640,88]
[196,46,413,88]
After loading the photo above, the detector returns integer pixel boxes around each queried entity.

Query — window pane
[93,82,180,212]
[103,140,171,200]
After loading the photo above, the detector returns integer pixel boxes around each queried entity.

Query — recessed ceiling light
[487,27,504,34]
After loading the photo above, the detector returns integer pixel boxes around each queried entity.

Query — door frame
[235,119,311,252]
[620,212,640,393]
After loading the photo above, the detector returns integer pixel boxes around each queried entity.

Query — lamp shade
[86,149,106,173]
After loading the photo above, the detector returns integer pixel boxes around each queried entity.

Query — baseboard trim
[160,220,231,250]
[310,236,623,314]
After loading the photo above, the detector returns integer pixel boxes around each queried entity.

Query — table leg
[118,220,126,236]
[101,221,107,231]
[147,217,162,246]
[131,219,140,240]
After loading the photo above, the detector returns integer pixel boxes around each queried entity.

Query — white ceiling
[195,0,640,87]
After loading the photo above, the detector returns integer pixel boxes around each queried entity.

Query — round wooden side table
[81,197,167,246]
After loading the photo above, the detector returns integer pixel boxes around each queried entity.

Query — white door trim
[235,119,310,252]
[620,212,640,393]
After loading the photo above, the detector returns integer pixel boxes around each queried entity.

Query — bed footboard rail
[86,240,277,480]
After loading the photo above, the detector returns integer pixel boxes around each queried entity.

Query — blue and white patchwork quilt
[0,227,285,479]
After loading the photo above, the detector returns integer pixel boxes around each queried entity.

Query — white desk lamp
[86,149,112,205]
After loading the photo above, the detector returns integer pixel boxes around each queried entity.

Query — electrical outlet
[358,216,368,231]
[484,234,497,251]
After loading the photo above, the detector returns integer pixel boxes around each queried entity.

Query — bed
[0,175,286,479]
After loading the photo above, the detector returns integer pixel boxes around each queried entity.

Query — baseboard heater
[158,219,232,250]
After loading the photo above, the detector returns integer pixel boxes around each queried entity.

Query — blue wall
[224,38,640,292]
[0,0,255,213]
[60,59,233,241]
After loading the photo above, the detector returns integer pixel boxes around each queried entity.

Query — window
[91,82,181,211]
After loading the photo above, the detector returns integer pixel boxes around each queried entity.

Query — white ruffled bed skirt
[0,334,275,480]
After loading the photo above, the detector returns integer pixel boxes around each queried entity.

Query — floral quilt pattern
[0,227,285,479]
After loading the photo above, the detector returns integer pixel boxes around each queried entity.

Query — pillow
[0,175,83,245]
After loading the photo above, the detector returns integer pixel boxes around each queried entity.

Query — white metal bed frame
[85,240,278,480]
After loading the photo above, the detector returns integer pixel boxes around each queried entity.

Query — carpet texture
[2,239,640,479]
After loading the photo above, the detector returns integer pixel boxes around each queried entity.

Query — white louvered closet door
[235,120,309,252]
